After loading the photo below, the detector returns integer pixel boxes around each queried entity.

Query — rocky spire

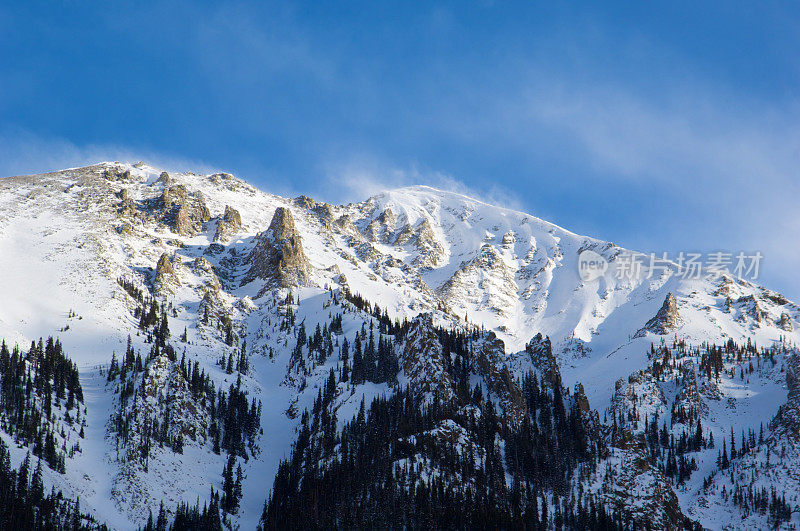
[243,207,311,288]
[640,292,682,335]
[154,252,180,295]
[213,205,242,242]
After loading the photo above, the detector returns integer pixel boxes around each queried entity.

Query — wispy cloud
[317,154,524,212]
[527,83,800,188]
[522,78,800,295]
[0,129,223,178]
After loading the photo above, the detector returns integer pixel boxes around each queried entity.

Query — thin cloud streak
[521,79,800,297]
[318,155,525,213]
[0,130,223,179]
[526,83,800,187]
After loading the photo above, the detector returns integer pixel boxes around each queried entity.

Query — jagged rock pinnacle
[243,207,311,288]
[154,252,180,295]
[640,292,682,335]
[214,205,243,242]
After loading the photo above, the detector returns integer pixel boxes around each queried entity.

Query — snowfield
[0,161,798,529]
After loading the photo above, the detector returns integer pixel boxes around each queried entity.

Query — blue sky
[1,1,799,298]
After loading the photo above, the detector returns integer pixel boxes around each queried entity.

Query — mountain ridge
[0,161,797,529]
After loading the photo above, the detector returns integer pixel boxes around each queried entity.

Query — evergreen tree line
[290,315,402,388]
[638,338,794,523]
[139,491,229,531]
[261,321,654,529]
[0,437,103,529]
[0,337,84,472]
[108,337,261,466]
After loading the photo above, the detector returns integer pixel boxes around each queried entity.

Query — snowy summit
[0,162,797,529]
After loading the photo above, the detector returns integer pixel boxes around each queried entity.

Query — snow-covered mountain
[0,162,798,529]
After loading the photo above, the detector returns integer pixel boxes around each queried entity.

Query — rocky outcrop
[638,293,682,336]
[573,382,591,414]
[103,167,132,181]
[157,185,211,236]
[154,253,180,295]
[778,312,794,332]
[438,244,517,318]
[597,429,695,529]
[610,370,667,425]
[771,352,800,442]
[735,294,769,325]
[393,218,446,268]
[116,187,138,218]
[193,257,221,292]
[213,205,242,242]
[160,185,187,209]
[293,195,316,210]
[117,222,133,236]
[157,171,171,186]
[525,333,562,389]
[474,332,526,426]
[243,207,311,289]
[365,208,396,243]
[198,289,232,328]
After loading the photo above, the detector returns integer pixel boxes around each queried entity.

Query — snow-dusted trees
[0,337,84,473]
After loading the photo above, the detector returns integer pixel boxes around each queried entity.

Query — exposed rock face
[596,429,695,530]
[158,185,211,236]
[610,370,667,425]
[154,253,180,295]
[103,168,132,181]
[639,292,682,335]
[120,199,136,218]
[771,352,800,442]
[365,208,396,242]
[525,333,562,389]
[763,290,789,305]
[333,214,364,244]
[412,218,445,267]
[778,312,794,332]
[474,332,526,426]
[573,382,591,414]
[198,289,231,328]
[156,253,174,277]
[193,257,221,292]
[735,294,769,325]
[438,244,518,318]
[157,171,171,186]
[393,218,446,268]
[115,187,139,219]
[160,185,187,209]
[243,207,311,288]
[213,205,243,242]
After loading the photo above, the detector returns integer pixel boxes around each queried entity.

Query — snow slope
[0,162,798,528]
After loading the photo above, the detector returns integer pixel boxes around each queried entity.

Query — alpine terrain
[0,161,798,529]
